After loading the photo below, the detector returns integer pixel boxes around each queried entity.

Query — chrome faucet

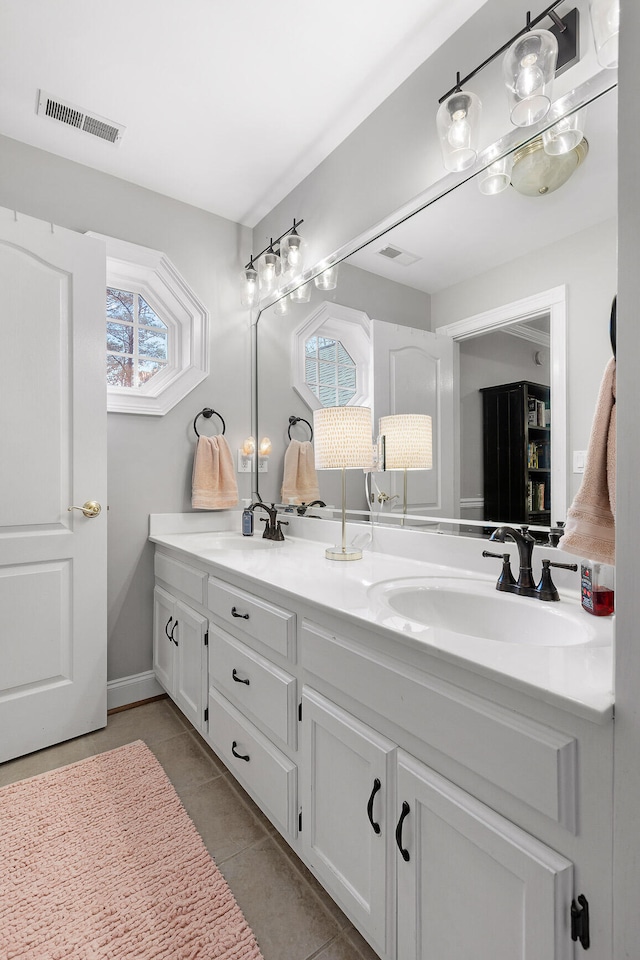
[250,502,288,540]
[484,524,577,601]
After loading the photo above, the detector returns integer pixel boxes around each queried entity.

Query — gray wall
[459,330,550,500]
[0,135,251,682]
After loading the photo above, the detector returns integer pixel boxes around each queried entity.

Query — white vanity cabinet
[152,584,208,732]
[151,539,612,960]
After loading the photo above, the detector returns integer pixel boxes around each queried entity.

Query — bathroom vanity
[150,514,614,960]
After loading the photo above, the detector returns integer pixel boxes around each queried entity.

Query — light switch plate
[573,450,587,474]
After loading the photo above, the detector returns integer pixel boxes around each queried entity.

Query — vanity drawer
[207,687,297,838]
[302,620,577,832]
[207,576,296,661]
[154,553,206,606]
[209,626,297,748]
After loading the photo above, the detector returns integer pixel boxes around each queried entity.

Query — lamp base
[325,545,363,562]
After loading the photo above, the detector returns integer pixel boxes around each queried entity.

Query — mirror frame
[252,72,617,523]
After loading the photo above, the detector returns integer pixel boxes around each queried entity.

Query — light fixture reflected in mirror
[436,89,482,172]
[503,29,558,127]
[543,107,587,155]
[478,154,514,195]
[379,414,432,521]
[314,263,339,291]
[290,280,312,303]
[510,135,588,196]
[258,437,272,456]
[589,0,619,68]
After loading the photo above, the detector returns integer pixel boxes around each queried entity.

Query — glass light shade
[242,436,256,456]
[240,263,259,307]
[543,107,587,156]
[259,437,272,456]
[503,29,558,127]
[314,264,339,291]
[478,155,514,195]
[257,246,281,292]
[313,406,373,470]
[280,230,306,273]
[379,415,433,470]
[290,280,312,303]
[274,296,290,316]
[436,90,482,172]
[589,0,619,68]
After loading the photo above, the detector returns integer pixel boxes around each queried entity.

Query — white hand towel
[281,439,320,505]
[561,358,616,564]
[192,435,239,510]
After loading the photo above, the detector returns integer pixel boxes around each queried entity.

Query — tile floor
[0,697,380,960]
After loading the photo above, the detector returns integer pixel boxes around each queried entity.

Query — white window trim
[292,301,371,410]
[89,232,209,415]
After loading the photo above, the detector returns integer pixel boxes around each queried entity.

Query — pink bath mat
[0,740,264,960]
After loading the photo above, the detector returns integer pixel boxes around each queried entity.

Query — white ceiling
[0,0,487,227]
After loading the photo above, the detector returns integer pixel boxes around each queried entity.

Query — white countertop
[149,518,614,723]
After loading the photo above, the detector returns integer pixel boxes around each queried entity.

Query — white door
[372,320,457,518]
[301,688,396,958]
[396,750,574,960]
[0,207,107,762]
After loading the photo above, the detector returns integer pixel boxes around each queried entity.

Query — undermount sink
[368,577,596,646]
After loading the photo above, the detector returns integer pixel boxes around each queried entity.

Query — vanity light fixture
[436,86,482,172]
[437,3,580,169]
[379,414,432,521]
[241,219,305,304]
[478,154,514,195]
[313,405,373,561]
[589,0,619,68]
[542,106,587,155]
[289,280,312,303]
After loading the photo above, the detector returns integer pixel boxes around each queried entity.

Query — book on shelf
[527,397,537,425]
[536,399,546,426]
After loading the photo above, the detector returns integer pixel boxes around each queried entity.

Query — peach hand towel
[281,439,320,504]
[192,435,239,509]
[562,358,616,564]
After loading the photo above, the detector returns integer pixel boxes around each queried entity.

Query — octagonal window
[304,335,357,407]
[107,289,169,388]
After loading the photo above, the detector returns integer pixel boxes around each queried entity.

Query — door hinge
[298,701,302,721]
[298,810,302,832]
[204,631,209,647]
[571,894,590,950]
[204,707,209,722]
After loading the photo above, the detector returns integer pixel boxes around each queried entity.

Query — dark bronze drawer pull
[231,740,250,762]
[367,778,382,834]
[231,606,250,620]
[395,801,411,861]
[232,668,250,685]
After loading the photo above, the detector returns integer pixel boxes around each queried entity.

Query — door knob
[68,500,102,518]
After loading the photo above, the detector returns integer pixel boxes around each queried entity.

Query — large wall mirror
[254,79,617,539]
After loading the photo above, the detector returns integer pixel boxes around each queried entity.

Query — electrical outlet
[237,450,253,473]
[258,457,268,473]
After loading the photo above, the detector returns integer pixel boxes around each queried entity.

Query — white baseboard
[107,670,165,711]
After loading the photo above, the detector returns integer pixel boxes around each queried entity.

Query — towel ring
[194,407,226,438]
[288,415,313,442]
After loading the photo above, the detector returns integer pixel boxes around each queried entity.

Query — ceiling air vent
[37,90,125,145]
[376,244,421,267]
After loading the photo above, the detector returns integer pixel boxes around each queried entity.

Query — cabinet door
[153,585,175,695]
[174,599,208,732]
[396,751,573,960]
[301,688,396,958]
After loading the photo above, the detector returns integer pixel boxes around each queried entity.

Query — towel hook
[194,407,226,438]
[288,415,313,442]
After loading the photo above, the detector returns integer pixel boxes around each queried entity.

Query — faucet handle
[519,524,535,540]
[535,559,578,601]
[482,550,516,591]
